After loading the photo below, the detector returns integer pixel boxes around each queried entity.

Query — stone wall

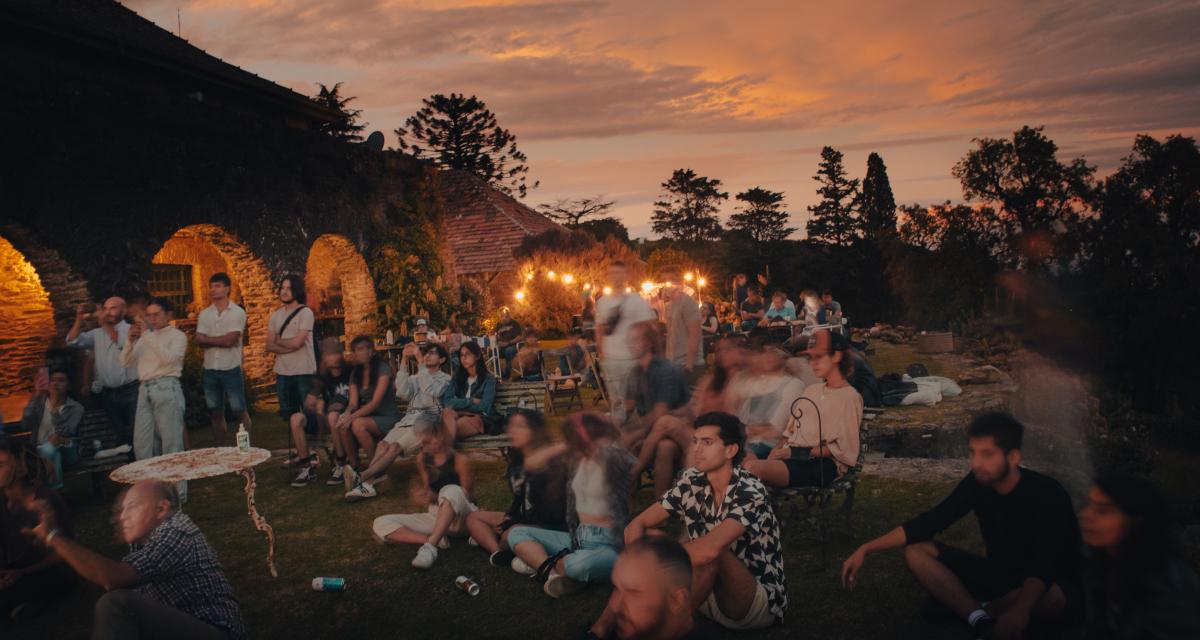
[306,234,377,344]
[0,236,56,413]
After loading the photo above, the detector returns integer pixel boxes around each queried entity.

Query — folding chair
[543,347,584,414]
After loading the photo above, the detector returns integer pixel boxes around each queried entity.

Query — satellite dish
[363,131,385,151]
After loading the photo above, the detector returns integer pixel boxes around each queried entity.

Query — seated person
[515,331,545,381]
[465,409,569,570]
[737,343,805,459]
[761,291,796,324]
[700,303,720,337]
[439,324,464,355]
[588,538,713,640]
[27,480,245,640]
[20,369,83,489]
[509,412,635,598]
[818,289,842,326]
[495,307,523,379]
[591,412,786,635]
[744,331,861,489]
[692,335,748,416]
[371,418,476,570]
[842,413,1084,640]
[0,442,76,620]
[620,322,694,498]
[797,290,822,326]
[440,342,499,442]
[287,350,350,487]
[1080,473,1200,639]
[332,336,401,470]
[737,288,766,332]
[561,330,596,386]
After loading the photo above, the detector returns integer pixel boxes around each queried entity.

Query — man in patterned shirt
[25,480,245,640]
[590,411,786,635]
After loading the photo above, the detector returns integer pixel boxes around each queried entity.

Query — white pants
[134,377,187,502]
[372,485,477,540]
[699,581,775,630]
[601,357,637,424]
[382,425,423,457]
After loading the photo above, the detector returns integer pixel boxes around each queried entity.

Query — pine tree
[537,197,615,227]
[860,152,897,242]
[651,169,727,243]
[806,146,861,244]
[730,187,794,242]
[314,83,366,143]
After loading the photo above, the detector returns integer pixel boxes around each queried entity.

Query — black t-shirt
[627,356,691,416]
[2,487,73,570]
[312,368,351,407]
[505,452,569,531]
[496,319,523,345]
[903,468,1083,590]
[740,299,764,316]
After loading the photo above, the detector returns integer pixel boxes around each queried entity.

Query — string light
[562,273,574,284]
[525,272,534,281]
[641,281,654,293]
[583,283,592,291]
[625,287,633,293]
[547,270,557,281]
[697,277,707,287]
[602,286,613,296]
[515,290,526,302]
[684,272,694,282]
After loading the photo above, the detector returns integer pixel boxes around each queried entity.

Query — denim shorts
[276,374,313,419]
[203,367,247,412]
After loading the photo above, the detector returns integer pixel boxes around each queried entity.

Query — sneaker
[290,465,317,487]
[437,537,450,550]
[327,464,347,487]
[544,571,585,598]
[490,549,515,568]
[510,556,535,576]
[343,481,377,502]
[467,536,479,547]
[412,543,438,569]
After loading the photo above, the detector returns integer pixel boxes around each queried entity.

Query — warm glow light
[684,272,694,282]
[547,270,557,281]
[525,272,534,281]
[602,286,613,296]
[562,273,574,284]
[625,287,633,293]
[641,281,654,293]
[697,277,707,287]
[583,282,592,291]
[515,290,526,302]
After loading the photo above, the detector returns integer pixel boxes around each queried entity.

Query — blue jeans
[500,345,519,379]
[134,376,187,501]
[203,367,247,412]
[36,441,79,489]
[507,524,621,583]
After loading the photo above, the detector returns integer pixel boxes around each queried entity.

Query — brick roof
[438,170,564,275]
[1,0,340,124]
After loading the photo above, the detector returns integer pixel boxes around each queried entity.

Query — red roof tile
[438,170,564,275]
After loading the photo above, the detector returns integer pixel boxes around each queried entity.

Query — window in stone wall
[150,263,194,310]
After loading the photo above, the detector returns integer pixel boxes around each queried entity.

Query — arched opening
[0,235,56,419]
[151,224,275,379]
[306,234,377,346]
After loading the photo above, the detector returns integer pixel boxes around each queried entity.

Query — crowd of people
[1,261,1197,640]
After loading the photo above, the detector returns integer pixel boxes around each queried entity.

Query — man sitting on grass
[841,412,1084,640]
[592,412,786,635]
[26,480,245,640]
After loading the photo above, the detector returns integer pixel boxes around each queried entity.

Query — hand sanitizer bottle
[236,424,250,453]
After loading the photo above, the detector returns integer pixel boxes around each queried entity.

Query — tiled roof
[438,170,564,275]
[1,0,340,123]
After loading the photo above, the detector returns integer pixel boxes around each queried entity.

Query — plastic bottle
[312,577,346,592]
[455,576,480,596]
[236,424,250,453]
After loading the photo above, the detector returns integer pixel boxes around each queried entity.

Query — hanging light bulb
[641,281,654,293]
[525,272,534,282]
[562,273,574,285]
[602,286,613,296]
[515,290,526,302]
[547,270,557,281]
[684,272,694,282]
[583,282,592,291]
[697,277,707,287]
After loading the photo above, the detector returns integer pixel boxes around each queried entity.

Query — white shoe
[467,536,479,547]
[544,571,585,598]
[337,464,356,489]
[343,481,376,502]
[437,537,450,550]
[511,557,536,576]
[412,543,438,569]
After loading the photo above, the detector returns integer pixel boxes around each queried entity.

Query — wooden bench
[70,409,133,495]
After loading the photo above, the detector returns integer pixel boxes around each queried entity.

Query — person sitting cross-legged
[370,418,477,570]
[841,412,1085,640]
[591,411,786,635]
[24,479,245,640]
[465,409,570,571]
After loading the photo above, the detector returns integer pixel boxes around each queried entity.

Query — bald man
[68,296,139,446]
[26,480,245,640]
[585,538,711,640]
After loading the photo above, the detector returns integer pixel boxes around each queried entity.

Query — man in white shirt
[266,275,316,424]
[595,261,657,424]
[67,296,140,446]
[120,297,189,501]
[194,273,250,446]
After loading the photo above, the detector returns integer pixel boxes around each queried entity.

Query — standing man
[121,298,188,502]
[495,308,523,380]
[67,296,139,446]
[596,261,657,424]
[194,273,250,446]
[659,266,704,386]
[266,275,316,433]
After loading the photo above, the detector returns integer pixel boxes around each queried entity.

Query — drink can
[455,575,480,596]
[312,577,346,592]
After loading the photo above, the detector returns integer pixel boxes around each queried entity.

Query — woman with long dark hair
[333,336,401,469]
[1080,473,1200,639]
[440,341,498,442]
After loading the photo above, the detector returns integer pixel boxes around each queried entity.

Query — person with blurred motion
[67,296,139,446]
[736,342,805,460]
[194,273,250,446]
[841,412,1084,640]
[1079,473,1200,639]
[25,479,244,639]
[691,335,749,416]
[659,266,704,385]
[596,261,657,424]
[622,321,694,499]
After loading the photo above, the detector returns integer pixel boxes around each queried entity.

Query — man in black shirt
[841,412,1082,640]
[495,307,523,379]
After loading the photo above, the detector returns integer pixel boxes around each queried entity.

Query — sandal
[533,549,571,583]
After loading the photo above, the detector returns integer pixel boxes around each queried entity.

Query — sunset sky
[125,0,1200,238]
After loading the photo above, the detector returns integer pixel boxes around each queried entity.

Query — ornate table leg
[240,468,278,578]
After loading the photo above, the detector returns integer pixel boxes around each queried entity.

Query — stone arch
[0,227,90,417]
[151,224,274,379]
[305,234,377,345]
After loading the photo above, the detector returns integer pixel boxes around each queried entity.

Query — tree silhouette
[314,82,366,143]
[538,196,615,227]
[729,187,794,242]
[652,169,727,243]
[860,152,897,242]
[575,217,630,243]
[396,93,535,198]
[806,147,861,244]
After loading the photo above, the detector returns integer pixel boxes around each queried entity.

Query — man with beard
[592,538,713,640]
[841,412,1083,640]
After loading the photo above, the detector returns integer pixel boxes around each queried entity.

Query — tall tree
[575,217,630,243]
[651,169,727,243]
[729,187,794,242]
[314,82,366,143]
[952,125,1097,269]
[860,152,897,242]
[537,196,615,227]
[806,146,862,244]
[396,93,535,198]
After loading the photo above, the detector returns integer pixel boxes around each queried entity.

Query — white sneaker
[412,543,438,569]
[343,481,376,502]
[544,571,585,598]
[467,536,479,547]
[437,537,451,550]
[329,464,348,487]
[511,557,536,576]
[290,465,317,487]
